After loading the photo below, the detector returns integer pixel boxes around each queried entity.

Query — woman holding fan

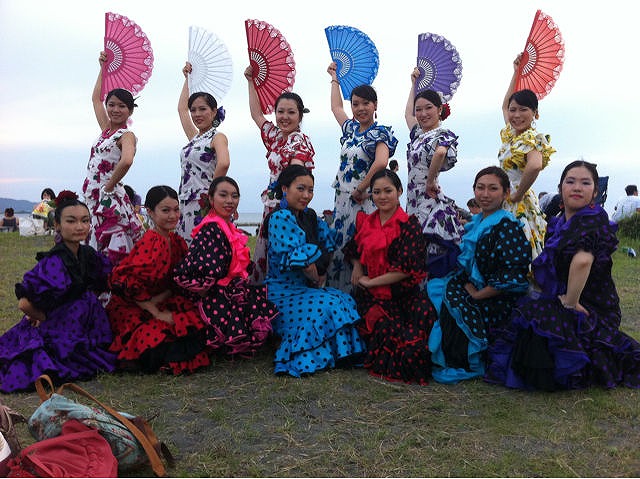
[405,67,464,278]
[499,53,556,260]
[244,65,315,285]
[177,62,230,244]
[325,62,398,292]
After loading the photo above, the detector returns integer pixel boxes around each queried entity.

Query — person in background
[1,208,19,232]
[611,184,640,222]
[174,176,278,358]
[487,160,640,390]
[499,53,556,260]
[32,188,56,232]
[405,68,464,278]
[83,51,143,264]
[177,62,230,243]
[389,159,399,172]
[107,186,209,375]
[0,191,116,392]
[264,165,365,377]
[326,62,398,292]
[245,65,315,285]
[124,184,147,230]
[467,198,481,216]
[427,166,531,383]
[343,169,436,384]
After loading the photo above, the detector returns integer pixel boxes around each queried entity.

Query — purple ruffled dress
[0,243,116,392]
[486,205,640,390]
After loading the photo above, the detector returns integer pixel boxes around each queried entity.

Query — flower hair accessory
[55,190,78,206]
[440,103,451,121]
[213,106,226,127]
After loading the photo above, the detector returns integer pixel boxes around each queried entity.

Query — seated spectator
[1,208,19,232]
[611,184,640,222]
[32,188,56,232]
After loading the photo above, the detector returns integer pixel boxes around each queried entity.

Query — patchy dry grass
[1,232,639,477]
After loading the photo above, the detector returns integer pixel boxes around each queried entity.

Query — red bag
[7,419,118,477]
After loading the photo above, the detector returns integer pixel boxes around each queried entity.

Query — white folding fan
[188,26,233,100]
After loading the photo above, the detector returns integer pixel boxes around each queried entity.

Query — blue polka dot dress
[265,208,365,377]
[427,211,531,383]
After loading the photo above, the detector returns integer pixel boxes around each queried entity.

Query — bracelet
[101,185,116,197]
[331,80,339,85]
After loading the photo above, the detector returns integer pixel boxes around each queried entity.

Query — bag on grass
[0,399,27,476]
[7,419,118,478]
[28,375,174,477]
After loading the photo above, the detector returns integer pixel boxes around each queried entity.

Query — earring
[531,120,537,129]
[279,191,288,209]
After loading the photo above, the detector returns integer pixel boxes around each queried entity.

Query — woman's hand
[244,65,254,81]
[558,294,589,316]
[464,282,478,299]
[327,62,338,81]
[182,62,192,78]
[156,310,175,324]
[351,262,365,287]
[351,187,368,204]
[358,275,373,289]
[426,179,440,199]
[26,315,42,328]
[303,263,321,287]
[98,51,107,66]
[411,67,420,83]
[512,52,523,72]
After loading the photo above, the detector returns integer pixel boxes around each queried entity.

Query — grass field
[1,232,639,477]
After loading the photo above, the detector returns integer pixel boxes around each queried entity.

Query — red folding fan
[102,12,154,101]
[245,19,296,114]
[515,10,564,100]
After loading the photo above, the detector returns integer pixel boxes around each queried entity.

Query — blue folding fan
[415,33,462,102]
[325,25,379,100]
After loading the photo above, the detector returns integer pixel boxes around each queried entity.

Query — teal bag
[28,375,173,477]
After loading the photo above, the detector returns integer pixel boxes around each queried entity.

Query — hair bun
[55,190,78,205]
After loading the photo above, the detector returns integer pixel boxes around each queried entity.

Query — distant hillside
[0,197,37,213]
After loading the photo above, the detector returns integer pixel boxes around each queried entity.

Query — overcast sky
[1,0,638,215]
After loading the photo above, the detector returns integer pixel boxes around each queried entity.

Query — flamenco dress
[0,243,116,392]
[427,210,531,383]
[343,209,437,384]
[406,124,464,278]
[107,230,209,374]
[498,123,555,260]
[250,121,315,285]
[82,127,143,265]
[174,212,278,357]
[265,207,365,377]
[326,119,398,292]
[486,205,640,390]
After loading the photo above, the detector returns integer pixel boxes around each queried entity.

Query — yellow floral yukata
[498,123,556,260]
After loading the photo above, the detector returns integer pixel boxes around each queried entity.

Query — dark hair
[188,92,225,127]
[144,185,178,211]
[625,184,638,196]
[466,198,479,208]
[370,169,403,192]
[105,88,137,112]
[275,92,309,121]
[350,84,377,103]
[5,208,14,216]
[53,191,89,223]
[208,176,240,197]
[508,89,538,112]
[388,159,399,171]
[274,165,314,200]
[414,89,450,120]
[41,188,55,200]
[473,166,510,192]
[558,160,599,195]
[123,185,135,203]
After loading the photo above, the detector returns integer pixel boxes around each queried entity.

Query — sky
[1,0,639,215]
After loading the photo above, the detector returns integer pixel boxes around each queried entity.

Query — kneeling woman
[343,169,437,384]
[486,160,640,390]
[174,176,278,357]
[427,166,531,383]
[0,191,116,392]
[265,165,365,376]
[107,186,209,374]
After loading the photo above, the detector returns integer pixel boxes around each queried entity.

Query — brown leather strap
[34,374,55,402]
[34,375,169,477]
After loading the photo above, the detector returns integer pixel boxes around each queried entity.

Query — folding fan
[102,12,154,101]
[188,26,233,100]
[245,19,296,114]
[415,33,462,102]
[325,25,379,100]
[515,10,565,100]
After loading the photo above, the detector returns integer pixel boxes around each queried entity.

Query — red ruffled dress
[107,230,209,374]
